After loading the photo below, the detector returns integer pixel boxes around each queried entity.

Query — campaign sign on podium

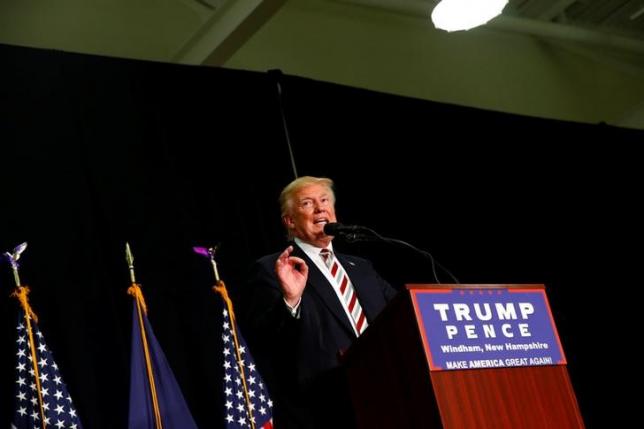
[345,285,584,428]
[410,286,566,371]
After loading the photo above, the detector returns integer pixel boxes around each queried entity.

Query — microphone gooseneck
[324,222,459,285]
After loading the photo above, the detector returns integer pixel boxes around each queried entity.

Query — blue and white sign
[411,286,566,371]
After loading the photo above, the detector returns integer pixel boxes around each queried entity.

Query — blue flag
[221,307,273,429]
[128,301,199,429]
[11,310,84,429]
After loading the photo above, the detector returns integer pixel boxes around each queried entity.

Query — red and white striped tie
[320,248,368,335]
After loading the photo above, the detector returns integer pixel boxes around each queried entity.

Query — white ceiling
[1,0,644,128]
[337,0,644,56]
[3,0,643,66]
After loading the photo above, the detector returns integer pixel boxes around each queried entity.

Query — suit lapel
[292,245,356,337]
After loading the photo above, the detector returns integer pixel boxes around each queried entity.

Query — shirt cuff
[284,297,302,318]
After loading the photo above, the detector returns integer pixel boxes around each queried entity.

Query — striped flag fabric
[220,306,273,429]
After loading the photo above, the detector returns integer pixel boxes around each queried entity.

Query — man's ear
[282,215,295,229]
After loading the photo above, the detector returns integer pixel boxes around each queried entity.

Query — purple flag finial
[192,244,220,259]
[3,242,27,287]
[193,244,221,282]
[192,246,210,258]
[4,242,27,270]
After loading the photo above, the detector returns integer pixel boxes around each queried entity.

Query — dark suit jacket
[237,244,398,429]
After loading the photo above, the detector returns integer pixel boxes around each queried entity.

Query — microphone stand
[337,227,460,285]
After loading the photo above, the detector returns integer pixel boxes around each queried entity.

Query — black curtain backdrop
[1,43,640,428]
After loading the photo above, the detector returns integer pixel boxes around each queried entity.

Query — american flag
[11,310,83,429]
[221,308,273,429]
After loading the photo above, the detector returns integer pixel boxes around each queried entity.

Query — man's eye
[301,201,313,208]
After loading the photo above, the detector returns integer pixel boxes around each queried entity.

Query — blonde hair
[279,176,335,217]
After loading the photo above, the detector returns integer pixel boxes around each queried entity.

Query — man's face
[283,183,337,247]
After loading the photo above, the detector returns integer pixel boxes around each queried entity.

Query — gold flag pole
[5,242,47,429]
[194,245,256,429]
[125,243,164,429]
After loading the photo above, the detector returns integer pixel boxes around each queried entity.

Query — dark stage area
[1,43,640,428]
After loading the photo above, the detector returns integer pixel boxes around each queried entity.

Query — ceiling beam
[173,0,286,66]
[537,0,577,21]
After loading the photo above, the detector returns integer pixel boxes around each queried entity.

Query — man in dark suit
[238,176,398,428]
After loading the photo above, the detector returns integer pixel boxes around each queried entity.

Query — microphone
[323,222,371,237]
[324,222,459,284]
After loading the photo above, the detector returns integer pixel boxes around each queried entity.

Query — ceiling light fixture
[431,0,508,32]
